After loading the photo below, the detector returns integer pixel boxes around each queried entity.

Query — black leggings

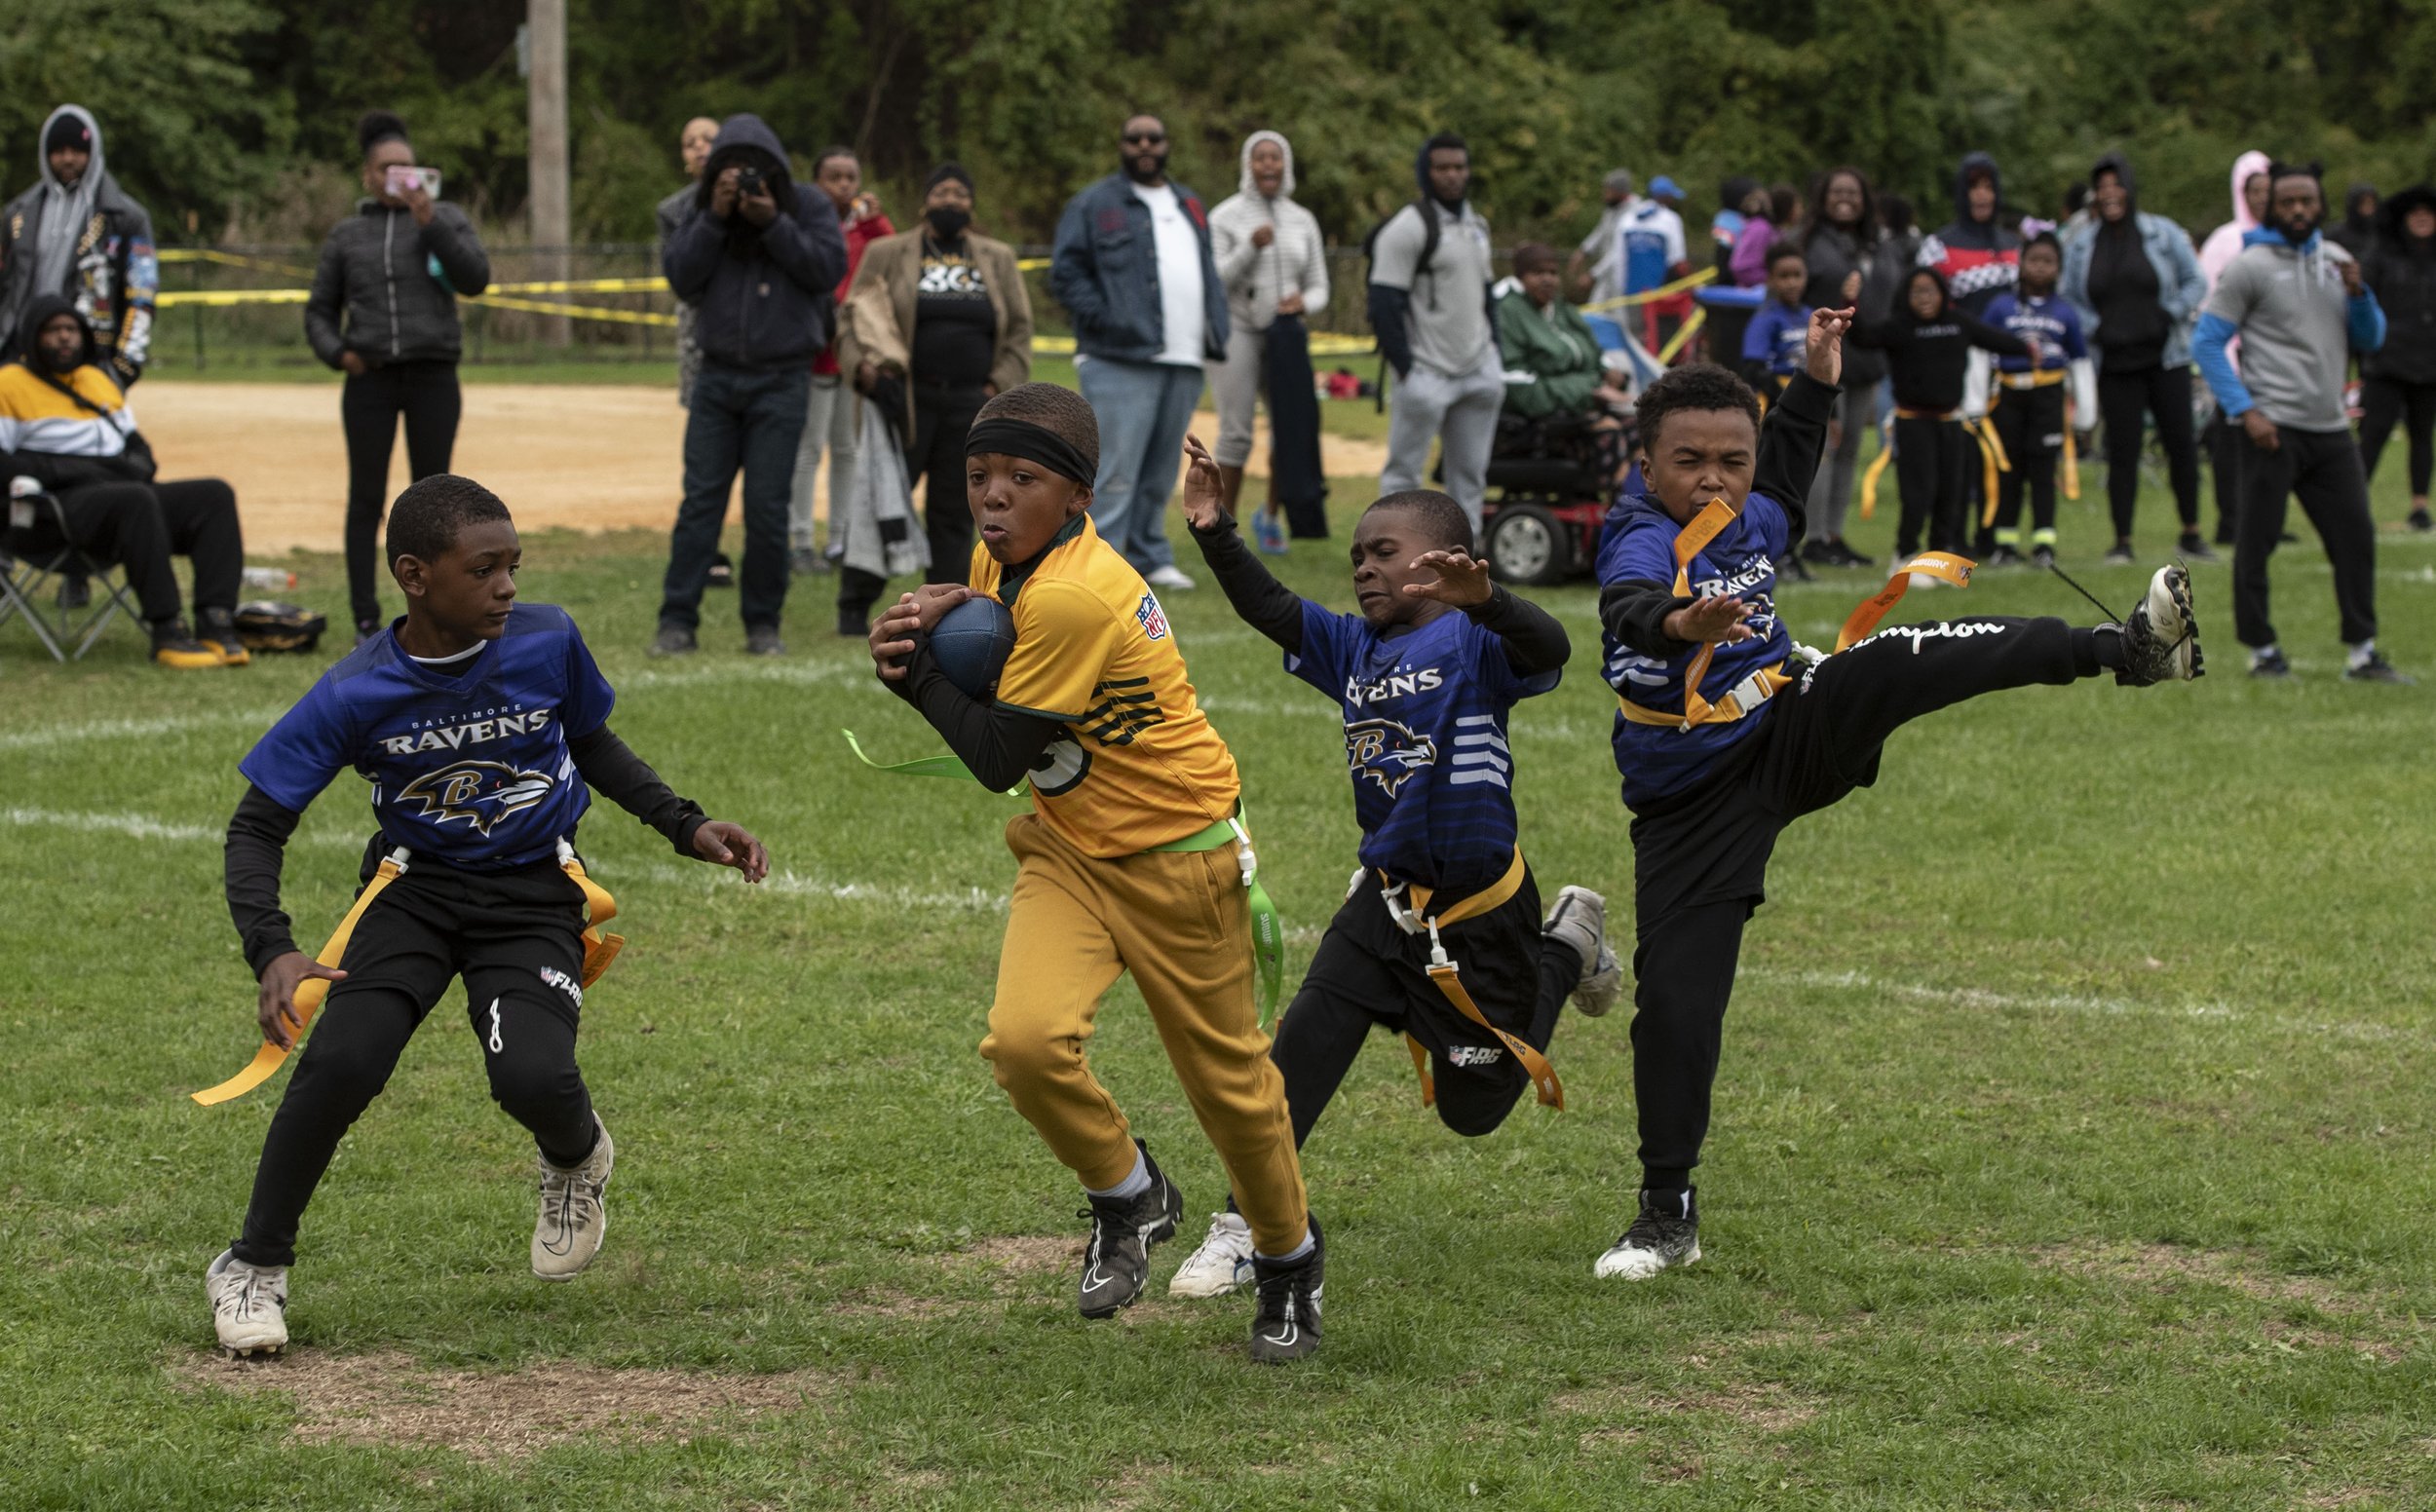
[1891,414,1969,556]
[1627,615,2104,1189]
[342,360,462,628]
[839,381,987,618]
[2357,376,2436,500]
[231,859,597,1268]
[2098,363,2200,539]
[54,476,242,624]
[1990,384,2065,541]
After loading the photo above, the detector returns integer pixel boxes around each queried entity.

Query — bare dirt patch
[2030,1241,2359,1311]
[934,1233,1079,1278]
[1551,1380,1820,1434]
[177,1349,834,1460]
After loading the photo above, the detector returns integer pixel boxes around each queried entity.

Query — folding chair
[0,490,143,662]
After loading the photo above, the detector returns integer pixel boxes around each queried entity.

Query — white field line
[1748,966,2407,1046]
[0,706,283,753]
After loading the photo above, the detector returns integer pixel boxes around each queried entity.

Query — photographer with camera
[653,114,847,658]
[304,110,491,644]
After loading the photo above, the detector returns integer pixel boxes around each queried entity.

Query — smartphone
[384,166,441,201]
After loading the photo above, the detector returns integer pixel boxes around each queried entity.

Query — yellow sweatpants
[982,812,1311,1256]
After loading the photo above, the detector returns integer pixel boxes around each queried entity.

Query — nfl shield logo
[1135,591,1170,641]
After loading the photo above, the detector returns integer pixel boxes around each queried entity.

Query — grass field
[7,454,2436,1510]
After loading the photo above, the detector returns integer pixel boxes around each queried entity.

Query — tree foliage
[0,0,2427,247]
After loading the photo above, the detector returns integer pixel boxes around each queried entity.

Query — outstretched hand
[1403,548,1494,608]
[1806,306,1854,388]
[1180,435,1228,531]
[1662,593,1759,647]
[691,820,770,883]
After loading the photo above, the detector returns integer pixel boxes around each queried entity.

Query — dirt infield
[136,382,1388,555]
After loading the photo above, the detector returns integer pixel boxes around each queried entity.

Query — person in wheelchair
[1494,244,1633,491]
[0,294,243,666]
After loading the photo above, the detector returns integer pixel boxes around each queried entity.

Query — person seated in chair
[0,294,243,666]
[1496,244,1632,489]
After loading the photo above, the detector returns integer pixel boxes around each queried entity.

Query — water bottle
[242,566,297,591]
[1253,506,1287,556]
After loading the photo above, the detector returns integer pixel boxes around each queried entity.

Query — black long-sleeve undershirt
[1851,306,2029,412]
[1598,371,1838,662]
[885,643,1064,793]
[222,722,710,980]
[1188,511,1569,673]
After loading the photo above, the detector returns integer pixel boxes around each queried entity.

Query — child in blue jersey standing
[1738,244,1812,403]
[1981,233,2088,566]
[1591,313,2203,1282]
[1163,436,1622,1296]
[206,474,769,1356]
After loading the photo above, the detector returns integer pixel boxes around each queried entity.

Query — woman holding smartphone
[305,110,491,641]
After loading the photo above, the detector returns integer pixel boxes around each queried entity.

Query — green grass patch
[6,462,2435,1508]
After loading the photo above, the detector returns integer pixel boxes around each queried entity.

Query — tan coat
[838,229,1033,436]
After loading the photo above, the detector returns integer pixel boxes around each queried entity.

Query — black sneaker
[2113,564,2202,686]
[198,607,250,666]
[1076,1142,1182,1318]
[1798,539,1837,567]
[2102,541,2136,565]
[2250,647,2292,679]
[1593,1188,1700,1280]
[2031,545,2057,570]
[2345,652,2415,685]
[1985,545,2024,568]
[1248,1213,1323,1363]
[355,617,383,647]
[1775,551,1813,583]
[149,620,223,670]
[706,551,736,588]
[836,609,869,639]
[2411,509,2433,534]
[2177,531,2221,564]
[648,623,697,658]
[744,624,785,658]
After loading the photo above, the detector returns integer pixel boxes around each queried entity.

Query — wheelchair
[1479,410,1634,586]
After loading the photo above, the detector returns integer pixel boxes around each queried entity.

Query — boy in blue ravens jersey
[1737,243,1812,402]
[1163,435,1621,1297]
[204,474,768,1357]
[1980,233,2088,566]
[1590,313,2202,1283]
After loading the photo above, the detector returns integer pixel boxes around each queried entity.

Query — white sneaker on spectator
[1146,565,1197,591]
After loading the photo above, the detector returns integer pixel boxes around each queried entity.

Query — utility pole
[526,0,570,346]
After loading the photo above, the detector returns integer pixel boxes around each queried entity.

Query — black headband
[965,417,1094,484]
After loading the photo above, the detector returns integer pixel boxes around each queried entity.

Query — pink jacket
[2198,150,2270,295]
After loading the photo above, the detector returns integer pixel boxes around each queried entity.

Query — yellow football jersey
[972,513,1240,856]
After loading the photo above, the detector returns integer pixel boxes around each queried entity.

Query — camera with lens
[734,165,764,199]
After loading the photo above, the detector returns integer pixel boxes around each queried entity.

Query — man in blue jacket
[2193,162,2405,683]
[1049,113,1228,592]
[654,114,846,658]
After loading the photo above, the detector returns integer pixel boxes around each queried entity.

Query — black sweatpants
[840,380,988,618]
[231,858,597,1268]
[52,476,243,625]
[1990,385,2065,542]
[1626,615,2104,1190]
[2098,363,2200,540]
[2357,376,2436,500]
[342,360,462,628]
[1891,414,1969,557]
[2232,424,2379,650]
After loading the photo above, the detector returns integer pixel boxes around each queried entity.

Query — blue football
[929,594,1016,699]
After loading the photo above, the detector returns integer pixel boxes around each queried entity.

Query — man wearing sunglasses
[1049,113,1231,592]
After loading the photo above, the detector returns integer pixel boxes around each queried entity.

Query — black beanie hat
[45,114,90,157]
[926,162,974,195]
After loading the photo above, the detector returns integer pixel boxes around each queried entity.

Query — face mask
[926,206,971,240]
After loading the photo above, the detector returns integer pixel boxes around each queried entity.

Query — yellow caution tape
[1656,305,1706,364]
[158,249,316,278]
[1582,265,1717,315]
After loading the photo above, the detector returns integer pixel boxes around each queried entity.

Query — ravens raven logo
[1344,718,1436,797]
[397,761,555,835]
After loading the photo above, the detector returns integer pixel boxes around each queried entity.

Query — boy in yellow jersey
[868,382,1321,1363]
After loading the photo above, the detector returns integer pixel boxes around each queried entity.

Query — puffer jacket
[304,199,491,369]
[2363,186,2436,386]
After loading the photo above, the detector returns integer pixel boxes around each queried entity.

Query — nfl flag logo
[1135,591,1170,641]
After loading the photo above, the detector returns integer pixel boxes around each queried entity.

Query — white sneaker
[532,1115,614,1281]
[207,1248,289,1356]
[1168,1210,1256,1298]
[1592,1190,1701,1280]
[1145,564,1197,591]
[1542,885,1622,1017]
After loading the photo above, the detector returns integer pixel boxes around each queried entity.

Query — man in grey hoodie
[1369,132,1502,537]
[0,105,157,389]
[2194,162,2405,682]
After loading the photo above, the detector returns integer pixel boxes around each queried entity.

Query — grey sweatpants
[788,372,857,551]
[1381,355,1505,535]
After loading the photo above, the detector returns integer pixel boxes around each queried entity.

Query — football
[928,593,1016,699]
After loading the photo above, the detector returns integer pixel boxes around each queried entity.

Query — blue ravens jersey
[239,604,618,870]
[1285,600,1559,894]
[1596,491,1793,809]
[1983,291,2086,373]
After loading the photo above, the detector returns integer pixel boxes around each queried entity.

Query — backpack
[1360,201,1441,409]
